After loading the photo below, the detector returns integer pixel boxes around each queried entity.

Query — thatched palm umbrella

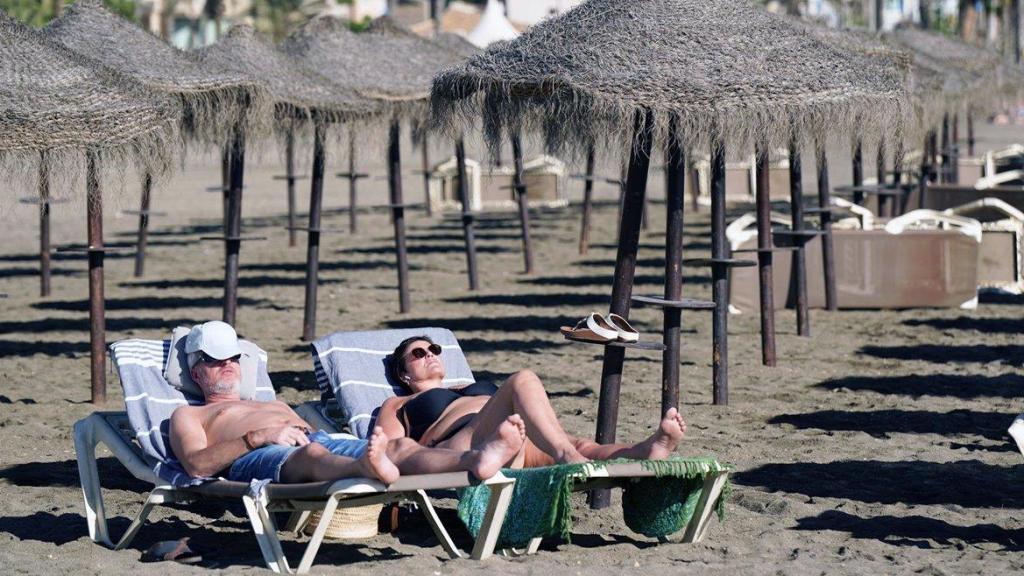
[433,0,909,506]
[282,16,469,315]
[1,11,180,403]
[194,24,376,335]
[42,0,269,279]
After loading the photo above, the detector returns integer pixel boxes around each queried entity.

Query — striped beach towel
[110,337,274,487]
[311,328,476,438]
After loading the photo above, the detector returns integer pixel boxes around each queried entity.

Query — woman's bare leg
[567,408,687,460]
[390,417,526,479]
[464,370,587,464]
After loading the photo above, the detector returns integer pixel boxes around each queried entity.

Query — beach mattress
[730,229,980,310]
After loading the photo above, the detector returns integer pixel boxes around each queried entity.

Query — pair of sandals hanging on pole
[561,312,639,344]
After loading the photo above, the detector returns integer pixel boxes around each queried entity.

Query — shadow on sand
[769,409,1016,442]
[794,510,1024,551]
[902,316,1024,334]
[859,344,1024,365]
[814,373,1024,399]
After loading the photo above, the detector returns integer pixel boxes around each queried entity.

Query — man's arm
[169,407,250,478]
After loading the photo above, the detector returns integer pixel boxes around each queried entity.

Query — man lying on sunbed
[170,321,525,485]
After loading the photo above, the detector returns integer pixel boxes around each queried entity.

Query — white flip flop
[606,313,640,342]
[560,313,619,343]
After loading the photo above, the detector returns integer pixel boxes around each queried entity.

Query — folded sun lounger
[74,334,515,574]
[309,328,731,552]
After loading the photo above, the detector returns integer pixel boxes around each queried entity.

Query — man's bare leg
[568,408,687,461]
[391,416,526,479]
[280,427,400,484]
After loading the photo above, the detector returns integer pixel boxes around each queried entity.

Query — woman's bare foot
[634,408,686,460]
[470,415,526,479]
[358,426,401,485]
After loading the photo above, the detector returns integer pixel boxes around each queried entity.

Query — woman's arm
[376,396,408,440]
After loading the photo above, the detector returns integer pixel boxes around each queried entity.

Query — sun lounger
[74,335,514,574]
[914,182,1024,213]
[944,198,1024,294]
[309,328,731,551]
[728,208,981,310]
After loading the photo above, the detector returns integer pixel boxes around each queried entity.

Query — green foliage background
[0,0,136,28]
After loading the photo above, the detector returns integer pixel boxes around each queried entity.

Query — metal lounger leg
[470,476,515,560]
[283,510,312,536]
[112,489,171,550]
[74,416,111,546]
[296,495,342,574]
[242,493,292,574]
[679,472,730,544]
[410,490,462,559]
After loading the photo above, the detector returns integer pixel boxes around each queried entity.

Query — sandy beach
[0,123,1021,575]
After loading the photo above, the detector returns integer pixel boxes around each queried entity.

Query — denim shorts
[228,430,369,483]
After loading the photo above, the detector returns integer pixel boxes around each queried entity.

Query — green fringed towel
[457,457,732,549]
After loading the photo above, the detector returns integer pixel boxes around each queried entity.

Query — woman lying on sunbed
[375,335,686,467]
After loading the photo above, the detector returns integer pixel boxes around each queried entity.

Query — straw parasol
[282,16,475,316]
[195,23,377,334]
[41,0,272,279]
[1,10,181,404]
[431,0,911,508]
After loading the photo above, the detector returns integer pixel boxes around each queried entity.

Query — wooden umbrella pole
[876,140,887,215]
[39,158,51,297]
[455,137,479,291]
[928,130,939,184]
[661,120,685,412]
[220,145,230,233]
[348,131,359,234]
[689,161,701,213]
[133,172,153,277]
[285,127,298,248]
[941,113,951,184]
[511,132,534,275]
[390,121,412,312]
[952,113,960,183]
[754,142,777,366]
[223,129,245,326]
[967,113,975,157]
[591,109,653,510]
[851,140,864,206]
[302,121,327,341]
[789,136,810,337]
[578,146,595,255]
[816,142,838,311]
[421,133,432,217]
[710,139,729,404]
[86,151,106,404]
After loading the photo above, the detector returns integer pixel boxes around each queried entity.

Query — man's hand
[250,425,311,448]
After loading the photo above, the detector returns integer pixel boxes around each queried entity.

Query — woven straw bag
[303,503,383,539]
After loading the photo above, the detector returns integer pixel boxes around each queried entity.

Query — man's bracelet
[243,431,258,451]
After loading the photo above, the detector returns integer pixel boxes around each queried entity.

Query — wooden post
[389,121,412,312]
[789,136,810,337]
[223,129,245,326]
[285,128,298,248]
[941,114,951,184]
[876,141,887,215]
[38,159,51,297]
[511,132,534,275]
[852,140,864,206]
[662,120,685,412]
[928,130,939,184]
[591,109,654,509]
[710,138,729,404]
[754,143,777,366]
[952,114,960,183]
[220,145,230,233]
[133,173,153,277]
[689,161,701,214]
[302,122,327,341]
[86,151,106,404]
[456,137,479,291]
[348,132,359,234]
[578,146,595,255]
[816,142,838,311]
[967,113,976,157]
[421,132,433,217]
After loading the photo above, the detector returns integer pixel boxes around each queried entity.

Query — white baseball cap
[185,321,243,362]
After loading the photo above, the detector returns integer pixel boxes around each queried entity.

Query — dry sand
[0,125,1021,575]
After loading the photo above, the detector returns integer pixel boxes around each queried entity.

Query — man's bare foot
[359,426,400,485]
[635,407,686,460]
[470,415,526,479]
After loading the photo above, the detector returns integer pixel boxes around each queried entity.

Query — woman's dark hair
[388,335,435,389]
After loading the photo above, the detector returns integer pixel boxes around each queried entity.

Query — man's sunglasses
[405,343,442,361]
[200,352,242,365]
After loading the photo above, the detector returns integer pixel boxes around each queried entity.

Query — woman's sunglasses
[405,343,442,361]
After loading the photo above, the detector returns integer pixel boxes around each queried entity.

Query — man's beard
[210,378,238,395]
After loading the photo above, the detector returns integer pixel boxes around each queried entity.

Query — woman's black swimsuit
[398,381,498,443]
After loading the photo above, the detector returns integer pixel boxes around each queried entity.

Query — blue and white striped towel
[110,337,274,487]
[311,328,475,438]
